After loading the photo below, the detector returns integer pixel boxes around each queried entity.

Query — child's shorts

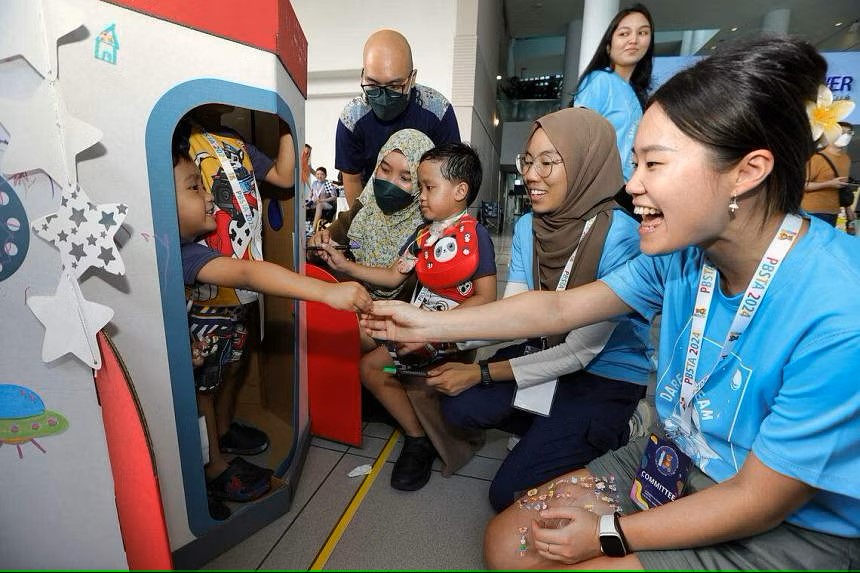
[188,304,249,393]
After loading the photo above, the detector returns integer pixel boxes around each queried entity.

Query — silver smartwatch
[598,512,629,557]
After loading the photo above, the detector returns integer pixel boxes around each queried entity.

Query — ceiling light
[496,75,502,80]
[730,27,738,32]
[835,21,843,27]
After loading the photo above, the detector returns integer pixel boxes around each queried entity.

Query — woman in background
[570,3,654,184]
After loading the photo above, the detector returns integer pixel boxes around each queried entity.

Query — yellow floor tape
[309,429,401,571]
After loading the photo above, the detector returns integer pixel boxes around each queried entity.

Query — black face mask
[373,178,415,215]
[368,87,411,122]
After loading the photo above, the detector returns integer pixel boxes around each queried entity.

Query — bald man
[335,29,461,206]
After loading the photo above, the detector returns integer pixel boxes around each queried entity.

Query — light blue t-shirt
[509,210,651,384]
[572,70,642,181]
[602,217,860,537]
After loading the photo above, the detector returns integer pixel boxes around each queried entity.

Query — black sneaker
[207,492,231,521]
[391,435,436,491]
[219,422,270,455]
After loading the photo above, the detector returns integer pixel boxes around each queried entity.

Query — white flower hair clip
[807,84,855,145]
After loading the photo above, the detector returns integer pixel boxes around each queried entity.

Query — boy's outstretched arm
[263,121,296,189]
[198,257,371,312]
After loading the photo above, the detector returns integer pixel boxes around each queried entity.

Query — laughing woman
[364,36,859,570]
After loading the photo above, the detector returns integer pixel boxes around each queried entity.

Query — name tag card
[630,434,691,509]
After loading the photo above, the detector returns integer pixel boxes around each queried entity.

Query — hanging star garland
[0,0,84,80]
[0,81,102,186]
[2,0,127,370]
[32,183,127,278]
[26,270,114,369]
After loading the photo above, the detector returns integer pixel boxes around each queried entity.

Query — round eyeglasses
[515,153,563,178]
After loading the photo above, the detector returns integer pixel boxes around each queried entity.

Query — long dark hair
[649,35,826,220]
[572,3,654,109]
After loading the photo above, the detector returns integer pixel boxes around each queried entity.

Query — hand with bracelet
[425,357,508,396]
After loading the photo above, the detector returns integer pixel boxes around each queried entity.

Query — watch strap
[598,512,629,557]
[478,359,493,386]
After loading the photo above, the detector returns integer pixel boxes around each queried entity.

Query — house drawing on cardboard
[94,23,118,64]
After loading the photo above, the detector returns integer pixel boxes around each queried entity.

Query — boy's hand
[323,281,372,313]
[190,340,206,367]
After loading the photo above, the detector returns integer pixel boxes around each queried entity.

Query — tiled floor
[202,424,513,570]
[202,227,515,570]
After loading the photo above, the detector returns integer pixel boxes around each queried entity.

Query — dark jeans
[440,364,645,512]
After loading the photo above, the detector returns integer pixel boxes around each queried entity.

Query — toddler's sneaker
[219,421,270,456]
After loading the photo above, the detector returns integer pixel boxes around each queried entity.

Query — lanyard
[202,131,261,259]
[677,213,802,432]
[555,215,597,292]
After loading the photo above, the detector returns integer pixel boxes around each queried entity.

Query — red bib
[415,215,480,302]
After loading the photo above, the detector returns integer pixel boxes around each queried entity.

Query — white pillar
[507,38,516,78]
[762,8,790,34]
[578,0,619,77]
[563,19,583,102]
[680,30,694,56]
[682,29,714,56]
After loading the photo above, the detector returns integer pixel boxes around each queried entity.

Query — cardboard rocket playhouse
[0,0,314,568]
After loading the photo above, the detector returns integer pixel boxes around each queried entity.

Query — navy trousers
[441,367,644,512]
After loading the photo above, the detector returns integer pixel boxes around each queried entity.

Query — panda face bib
[414,214,480,303]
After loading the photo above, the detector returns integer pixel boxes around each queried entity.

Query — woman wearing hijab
[312,128,432,303]
[422,108,650,511]
[309,128,483,490]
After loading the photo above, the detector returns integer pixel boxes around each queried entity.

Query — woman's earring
[728,195,739,214]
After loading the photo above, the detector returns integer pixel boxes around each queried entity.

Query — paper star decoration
[0,0,84,80]
[0,81,102,186]
[32,183,127,278]
[27,270,113,369]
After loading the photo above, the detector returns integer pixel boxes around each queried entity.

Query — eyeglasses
[515,152,563,178]
[361,70,415,100]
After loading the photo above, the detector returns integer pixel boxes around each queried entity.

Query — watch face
[600,533,626,557]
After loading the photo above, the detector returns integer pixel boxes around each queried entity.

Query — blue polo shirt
[335,84,460,185]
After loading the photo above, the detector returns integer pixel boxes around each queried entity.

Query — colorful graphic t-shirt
[187,125,272,306]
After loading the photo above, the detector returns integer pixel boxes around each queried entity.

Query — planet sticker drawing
[0,177,29,281]
[0,384,69,458]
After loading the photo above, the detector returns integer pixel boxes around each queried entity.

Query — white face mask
[834,133,853,148]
